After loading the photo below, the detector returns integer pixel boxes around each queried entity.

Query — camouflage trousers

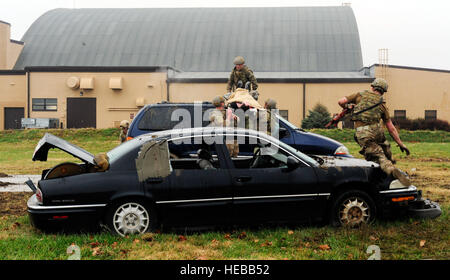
[354,123,395,175]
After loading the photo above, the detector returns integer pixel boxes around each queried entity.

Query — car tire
[105,199,157,236]
[330,190,376,227]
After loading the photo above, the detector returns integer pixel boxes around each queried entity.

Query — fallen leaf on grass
[238,232,247,239]
[420,240,426,247]
[253,239,259,243]
[288,230,294,235]
[133,239,140,244]
[196,256,208,260]
[369,236,379,241]
[178,235,187,242]
[92,247,102,256]
[90,241,100,248]
[141,233,154,242]
[224,233,232,240]
[10,222,21,230]
[318,244,331,251]
[261,241,273,247]
[111,242,118,248]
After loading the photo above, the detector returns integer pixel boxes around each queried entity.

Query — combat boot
[392,168,411,187]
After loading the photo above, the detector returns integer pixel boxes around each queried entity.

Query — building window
[394,110,406,120]
[279,110,288,121]
[32,98,57,111]
[425,110,437,120]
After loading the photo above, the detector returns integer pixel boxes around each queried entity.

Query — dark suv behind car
[127,102,350,157]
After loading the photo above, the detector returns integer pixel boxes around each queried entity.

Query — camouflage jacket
[119,130,127,143]
[227,66,258,92]
[351,91,385,124]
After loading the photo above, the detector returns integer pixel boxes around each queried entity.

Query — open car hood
[32,133,95,165]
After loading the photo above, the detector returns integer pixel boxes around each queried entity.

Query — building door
[67,98,96,128]
[4,107,24,130]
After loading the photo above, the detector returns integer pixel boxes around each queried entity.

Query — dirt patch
[0,192,30,216]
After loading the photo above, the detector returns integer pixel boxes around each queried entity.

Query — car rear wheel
[330,190,376,227]
[106,200,157,236]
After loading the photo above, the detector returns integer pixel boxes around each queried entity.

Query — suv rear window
[138,105,214,131]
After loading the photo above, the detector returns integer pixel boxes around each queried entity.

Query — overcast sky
[1,0,449,70]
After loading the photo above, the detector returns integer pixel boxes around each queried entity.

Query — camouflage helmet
[371,78,388,93]
[265,98,277,110]
[212,96,225,107]
[119,120,129,128]
[233,56,245,65]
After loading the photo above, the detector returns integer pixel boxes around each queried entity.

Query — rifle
[325,105,353,128]
[325,97,384,128]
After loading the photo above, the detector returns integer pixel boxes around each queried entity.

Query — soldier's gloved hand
[224,92,232,100]
[398,144,410,156]
[345,103,355,110]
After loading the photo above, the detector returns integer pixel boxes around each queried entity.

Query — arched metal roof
[14,7,363,72]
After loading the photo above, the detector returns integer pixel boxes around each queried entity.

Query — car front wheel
[330,190,376,227]
[106,200,156,236]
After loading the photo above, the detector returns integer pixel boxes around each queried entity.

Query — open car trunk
[33,133,95,164]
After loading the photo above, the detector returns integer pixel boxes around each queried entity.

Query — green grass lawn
[0,128,448,260]
[0,207,448,260]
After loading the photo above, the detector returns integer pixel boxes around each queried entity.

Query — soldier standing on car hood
[338,78,412,186]
[226,56,258,95]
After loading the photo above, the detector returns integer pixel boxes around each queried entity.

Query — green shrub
[301,103,332,129]
[393,118,450,131]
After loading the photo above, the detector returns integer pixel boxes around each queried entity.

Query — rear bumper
[379,186,442,219]
[27,195,106,229]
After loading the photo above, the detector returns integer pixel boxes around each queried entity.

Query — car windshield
[261,133,318,166]
[107,137,142,164]
[276,114,304,131]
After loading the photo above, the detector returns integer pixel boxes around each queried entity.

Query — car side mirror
[279,127,288,139]
[286,156,301,171]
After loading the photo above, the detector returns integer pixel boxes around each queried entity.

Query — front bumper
[27,194,106,229]
[379,185,442,219]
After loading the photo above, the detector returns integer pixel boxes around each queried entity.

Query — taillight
[36,188,43,204]
[126,136,133,141]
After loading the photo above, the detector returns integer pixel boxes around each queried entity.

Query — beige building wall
[376,66,450,121]
[7,42,23,69]
[0,22,9,69]
[169,83,304,127]
[29,72,167,128]
[305,83,371,117]
[0,74,27,130]
[0,21,24,70]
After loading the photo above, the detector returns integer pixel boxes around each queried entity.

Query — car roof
[134,127,275,142]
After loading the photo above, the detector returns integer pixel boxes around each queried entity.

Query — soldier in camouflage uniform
[338,78,411,186]
[119,120,129,143]
[210,96,239,157]
[226,56,258,93]
[261,98,279,136]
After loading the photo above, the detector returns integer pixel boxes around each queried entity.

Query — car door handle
[236,176,252,183]
[145,178,163,184]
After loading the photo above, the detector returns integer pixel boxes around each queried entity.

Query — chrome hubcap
[339,198,370,226]
[113,203,149,236]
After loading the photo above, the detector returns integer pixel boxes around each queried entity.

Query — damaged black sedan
[27,128,441,236]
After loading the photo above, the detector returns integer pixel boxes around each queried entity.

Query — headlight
[334,145,350,156]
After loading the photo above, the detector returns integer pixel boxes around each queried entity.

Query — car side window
[229,135,292,169]
[168,137,221,170]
